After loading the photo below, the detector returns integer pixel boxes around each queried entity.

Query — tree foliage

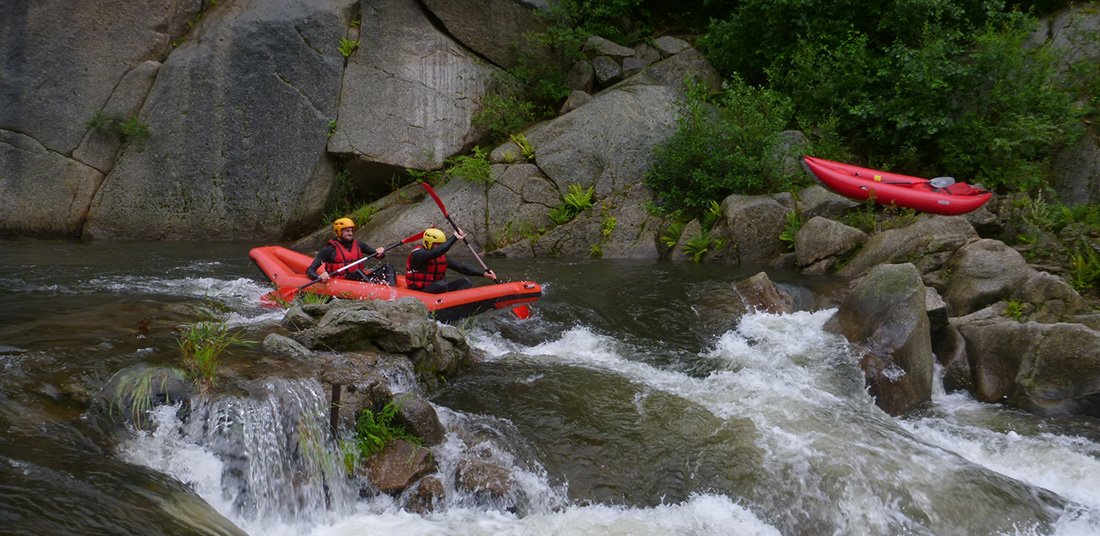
[696,0,1090,192]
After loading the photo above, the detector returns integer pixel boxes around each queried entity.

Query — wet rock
[262,333,312,358]
[933,324,972,393]
[405,475,446,514]
[926,287,950,333]
[390,393,446,445]
[361,439,436,493]
[955,308,1100,416]
[696,272,797,336]
[456,458,514,497]
[100,365,192,425]
[825,263,934,415]
[944,239,1036,317]
[285,298,480,385]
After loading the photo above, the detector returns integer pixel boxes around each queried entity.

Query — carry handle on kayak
[420,181,531,320]
[261,231,424,305]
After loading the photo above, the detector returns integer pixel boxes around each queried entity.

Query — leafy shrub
[472,93,543,144]
[683,231,712,262]
[448,146,493,184]
[645,79,798,215]
[352,399,420,458]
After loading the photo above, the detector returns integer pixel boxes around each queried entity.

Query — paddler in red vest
[306,217,396,286]
[406,228,495,294]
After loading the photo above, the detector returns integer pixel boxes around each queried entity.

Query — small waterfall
[122,378,356,533]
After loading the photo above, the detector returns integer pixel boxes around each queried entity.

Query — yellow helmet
[333,217,356,236]
[422,228,447,249]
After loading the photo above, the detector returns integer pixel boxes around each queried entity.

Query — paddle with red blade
[261,231,424,306]
[420,181,531,320]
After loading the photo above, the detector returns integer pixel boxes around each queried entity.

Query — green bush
[448,146,493,184]
[700,0,1087,193]
[644,79,798,215]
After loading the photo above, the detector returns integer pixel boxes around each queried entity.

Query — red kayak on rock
[801,156,992,216]
[250,246,541,321]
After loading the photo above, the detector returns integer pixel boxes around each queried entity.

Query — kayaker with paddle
[306,217,396,286]
[406,228,495,294]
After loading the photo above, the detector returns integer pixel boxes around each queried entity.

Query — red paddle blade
[259,287,298,308]
[511,305,531,320]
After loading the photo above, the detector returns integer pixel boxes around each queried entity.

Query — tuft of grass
[339,38,360,57]
[1003,299,1026,321]
[86,111,151,151]
[176,308,245,392]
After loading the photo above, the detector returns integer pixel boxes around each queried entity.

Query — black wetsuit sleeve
[306,245,336,279]
[446,259,484,277]
[409,236,459,272]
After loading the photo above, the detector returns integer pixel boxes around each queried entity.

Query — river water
[2,239,1099,535]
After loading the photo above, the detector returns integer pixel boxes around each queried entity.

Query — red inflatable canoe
[801,156,992,216]
[250,246,541,321]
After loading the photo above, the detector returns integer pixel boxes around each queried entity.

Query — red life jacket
[324,239,363,279]
[405,246,447,290]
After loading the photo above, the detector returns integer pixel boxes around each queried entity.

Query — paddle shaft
[421,181,530,319]
[300,234,419,291]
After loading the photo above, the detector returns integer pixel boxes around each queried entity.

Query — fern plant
[353,398,421,458]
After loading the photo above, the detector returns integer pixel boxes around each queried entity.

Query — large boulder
[793,216,868,273]
[695,272,797,336]
[954,308,1100,416]
[361,439,436,493]
[420,0,550,70]
[1010,271,1088,323]
[285,298,480,385]
[497,182,662,259]
[526,84,685,199]
[709,194,789,265]
[84,0,352,240]
[836,215,979,281]
[327,0,505,186]
[825,263,934,415]
[1,0,203,237]
[795,184,861,221]
[943,239,1036,317]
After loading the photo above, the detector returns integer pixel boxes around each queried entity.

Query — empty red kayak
[250,246,541,321]
[801,156,992,216]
